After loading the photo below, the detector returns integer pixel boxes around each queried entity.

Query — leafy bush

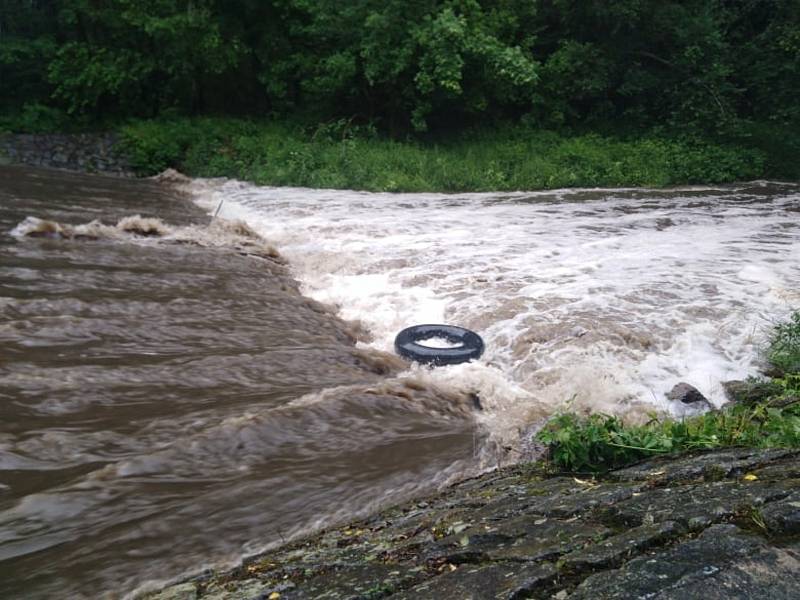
[118,119,192,174]
[536,413,673,473]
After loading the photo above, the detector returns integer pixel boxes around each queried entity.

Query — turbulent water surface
[0,165,798,598]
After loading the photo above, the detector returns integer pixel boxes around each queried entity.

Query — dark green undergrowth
[116,117,776,192]
[537,311,800,473]
[0,104,76,134]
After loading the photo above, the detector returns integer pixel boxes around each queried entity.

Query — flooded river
[0,165,798,598]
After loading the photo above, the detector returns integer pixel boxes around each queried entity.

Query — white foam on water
[10,213,283,263]
[189,180,800,442]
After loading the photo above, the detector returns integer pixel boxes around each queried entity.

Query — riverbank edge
[145,445,800,600]
[3,118,798,193]
[142,346,798,599]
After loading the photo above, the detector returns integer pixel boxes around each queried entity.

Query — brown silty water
[0,166,482,599]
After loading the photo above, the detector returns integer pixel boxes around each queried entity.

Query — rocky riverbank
[149,446,800,600]
[0,133,132,175]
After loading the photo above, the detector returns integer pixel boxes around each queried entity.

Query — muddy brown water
[0,166,480,599]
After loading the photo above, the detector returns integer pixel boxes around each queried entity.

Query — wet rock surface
[146,447,800,600]
[0,132,132,175]
[666,382,713,412]
[570,524,800,599]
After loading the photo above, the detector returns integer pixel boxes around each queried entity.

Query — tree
[0,0,58,112]
[48,0,240,117]
[258,0,540,133]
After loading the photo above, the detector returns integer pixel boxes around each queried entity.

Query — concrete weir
[148,447,800,600]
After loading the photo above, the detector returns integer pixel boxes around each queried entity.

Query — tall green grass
[119,117,769,192]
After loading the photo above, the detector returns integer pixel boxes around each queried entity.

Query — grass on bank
[115,117,779,192]
[537,312,800,473]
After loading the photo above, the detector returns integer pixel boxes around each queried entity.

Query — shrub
[118,119,193,174]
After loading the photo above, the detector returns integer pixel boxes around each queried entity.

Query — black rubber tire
[394,324,484,366]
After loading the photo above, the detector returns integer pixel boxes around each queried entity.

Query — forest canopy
[1,0,798,136]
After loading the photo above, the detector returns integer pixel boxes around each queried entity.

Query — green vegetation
[1,1,799,187]
[118,117,768,191]
[537,311,800,473]
[767,312,800,376]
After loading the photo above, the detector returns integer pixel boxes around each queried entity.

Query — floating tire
[393,324,484,366]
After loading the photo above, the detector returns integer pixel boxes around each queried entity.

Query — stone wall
[0,133,132,176]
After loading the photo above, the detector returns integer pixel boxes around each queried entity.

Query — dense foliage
[537,311,800,473]
[2,0,799,137]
